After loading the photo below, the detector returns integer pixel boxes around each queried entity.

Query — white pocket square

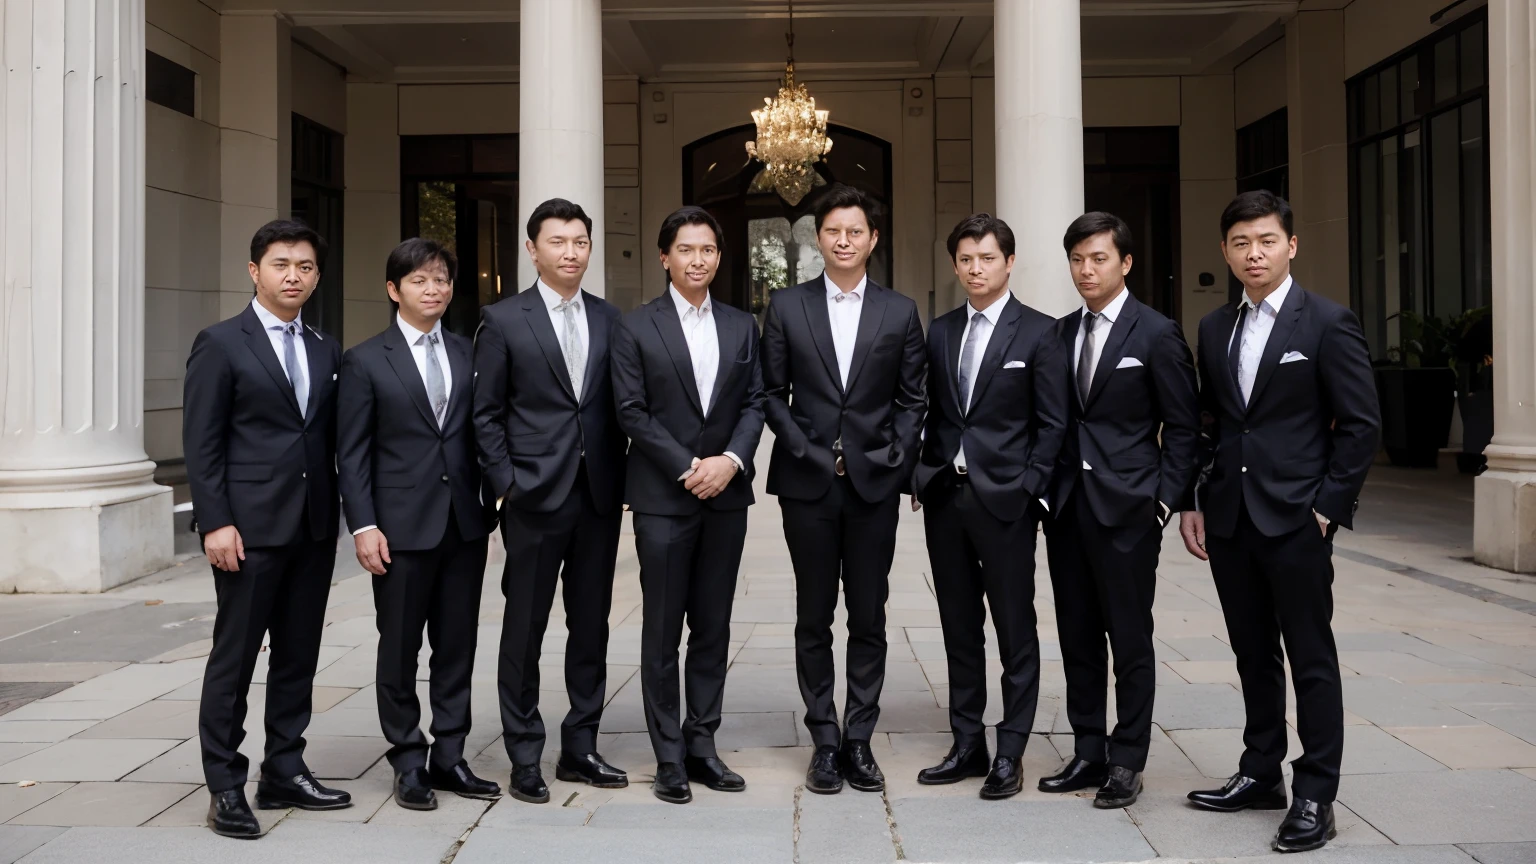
[1115,357,1144,369]
[1280,351,1308,364]
[1003,360,1027,369]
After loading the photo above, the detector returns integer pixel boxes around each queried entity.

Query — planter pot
[1376,366,1456,468]
[1457,390,1493,475]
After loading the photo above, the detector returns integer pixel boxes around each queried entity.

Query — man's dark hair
[657,206,725,254]
[250,219,326,268]
[1220,189,1294,240]
[946,213,1017,260]
[1062,211,1134,260]
[386,237,458,287]
[813,183,884,233]
[526,198,594,242]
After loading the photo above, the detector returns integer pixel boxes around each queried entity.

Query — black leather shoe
[1273,799,1336,853]
[980,756,1023,800]
[1093,766,1143,809]
[555,751,629,789]
[1187,773,1288,812]
[685,755,745,792]
[653,762,693,804]
[207,789,261,839]
[805,745,844,794]
[255,771,352,811]
[839,740,885,792]
[1038,756,1108,793]
[509,763,550,804]
[394,767,438,811]
[917,743,991,785]
[429,761,501,800]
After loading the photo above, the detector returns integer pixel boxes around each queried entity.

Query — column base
[1473,445,1536,574]
[0,474,175,594]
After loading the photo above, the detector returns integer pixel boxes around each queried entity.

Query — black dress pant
[1207,504,1343,803]
[1043,488,1161,771]
[781,475,897,748]
[922,474,1041,759]
[497,472,623,765]
[199,536,336,792]
[373,513,489,773]
[633,508,748,764]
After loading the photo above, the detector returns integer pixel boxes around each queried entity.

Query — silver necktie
[554,298,585,398]
[1077,311,1100,406]
[424,332,447,427]
[958,311,989,413]
[279,322,307,420]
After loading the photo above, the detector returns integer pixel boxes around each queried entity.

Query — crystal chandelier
[745,0,832,205]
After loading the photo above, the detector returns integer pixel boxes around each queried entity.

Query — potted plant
[1377,311,1457,468]
[1448,307,1493,474]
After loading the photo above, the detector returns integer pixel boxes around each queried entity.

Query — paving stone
[0,826,66,864]
[41,660,204,704]
[0,739,178,783]
[1457,841,1536,863]
[0,743,48,768]
[1413,683,1536,706]
[1152,683,1249,730]
[715,711,798,748]
[365,785,491,837]
[1454,703,1536,746]
[890,797,1156,863]
[15,821,459,862]
[1344,677,1484,728]
[0,664,126,684]
[0,603,217,664]
[1126,791,1388,858]
[1340,724,1448,773]
[1386,725,1536,769]
[457,806,796,864]
[8,782,198,827]
[1339,769,1536,844]
[0,722,96,744]
[796,784,897,863]
[1160,636,1236,661]
[72,700,199,740]
[0,782,72,822]
[0,700,142,722]
[1184,846,1479,864]
[1165,727,1300,779]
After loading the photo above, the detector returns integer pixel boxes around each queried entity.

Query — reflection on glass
[747,215,824,314]
[1461,20,1485,92]
[1461,100,1488,309]
[1359,141,1382,355]
[1429,110,1462,318]
[1434,37,1458,104]
[418,181,457,252]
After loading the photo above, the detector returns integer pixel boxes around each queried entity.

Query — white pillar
[1474,0,1536,572]
[0,0,173,592]
[994,0,1083,317]
[519,0,605,296]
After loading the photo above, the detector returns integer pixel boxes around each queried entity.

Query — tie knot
[555,298,577,313]
[427,331,440,345]
[1083,311,1100,332]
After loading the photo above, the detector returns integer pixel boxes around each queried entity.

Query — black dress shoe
[917,743,991,785]
[1038,756,1108,793]
[653,762,693,804]
[255,771,353,811]
[429,761,502,800]
[684,755,745,792]
[509,763,550,804]
[980,756,1023,800]
[1273,799,1336,853]
[555,751,629,789]
[839,740,885,793]
[805,745,844,794]
[207,789,261,839]
[394,767,438,811]
[1187,773,1288,812]
[1093,766,1143,809]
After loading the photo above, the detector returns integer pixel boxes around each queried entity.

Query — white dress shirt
[824,272,867,388]
[537,278,590,398]
[250,298,309,408]
[396,314,452,405]
[1229,275,1294,404]
[1073,285,1131,385]
[670,285,744,479]
[953,291,1010,470]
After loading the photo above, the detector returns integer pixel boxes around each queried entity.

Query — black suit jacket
[761,277,927,504]
[1194,281,1379,537]
[183,304,341,547]
[337,322,495,551]
[611,293,767,515]
[914,295,1069,522]
[473,283,626,515]
[1048,293,1201,530]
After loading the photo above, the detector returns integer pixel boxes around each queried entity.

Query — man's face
[952,234,1014,306]
[1222,214,1296,293]
[817,206,878,275]
[1068,231,1132,310]
[249,240,320,318]
[526,218,591,290]
[661,223,721,295]
[387,258,454,325]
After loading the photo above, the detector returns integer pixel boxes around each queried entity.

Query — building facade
[2,0,1534,591]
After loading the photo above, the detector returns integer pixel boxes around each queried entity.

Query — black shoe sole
[918,770,988,786]
[443,788,503,800]
[653,786,693,804]
[1038,776,1108,793]
[1273,828,1337,853]
[805,779,844,795]
[555,766,629,789]
[509,788,551,804]
[394,794,438,811]
[209,825,262,839]
[253,796,352,812]
[689,776,746,793]
[846,777,884,793]
[1093,788,1142,809]
[979,785,1022,800]
[1187,796,1289,813]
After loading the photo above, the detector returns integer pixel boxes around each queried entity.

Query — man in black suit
[611,207,766,804]
[761,184,926,795]
[1180,191,1379,853]
[338,239,501,811]
[473,198,628,803]
[912,214,1069,799]
[1039,212,1200,809]
[184,220,352,838]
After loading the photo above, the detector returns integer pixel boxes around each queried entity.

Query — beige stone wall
[605,80,643,312]
[1234,37,1287,129]
[343,84,399,348]
[1343,0,1457,79]
[292,43,347,135]
[1179,76,1239,341]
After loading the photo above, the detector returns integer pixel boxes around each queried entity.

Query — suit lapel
[301,324,328,427]
[1084,295,1140,409]
[843,282,889,394]
[383,324,441,434]
[1246,283,1305,409]
[241,307,303,420]
[444,332,473,434]
[940,312,964,416]
[802,281,844,393]
[522,283,578,404]
[1212,301,1246,416]
[964,297,1021,413]
[707,306,738,417]
[653,297,705,416]
[579,290,606,408]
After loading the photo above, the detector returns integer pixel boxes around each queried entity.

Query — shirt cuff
[352,525,378,536]
[724,452,744,473]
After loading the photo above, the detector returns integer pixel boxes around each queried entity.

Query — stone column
[994,0,1083,317]
[1285,9,1350,307]
[1474,0,1536,572]
[519,0,605,296]
[0,0,174,592]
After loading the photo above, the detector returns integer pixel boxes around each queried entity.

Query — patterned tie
[554,298,585,399]
[957,311,989,414]
[1077,311,1100,406]
[1230,301,1252,406]
[424,332,447,427]
[279,322,308,420]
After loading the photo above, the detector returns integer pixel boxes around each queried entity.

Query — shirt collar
[966,291,1010,325]
[537,278,582,312]
[1243,274,1293,315]
[1083,286,1131,324]
[396,313,442,346]
[668,284,711,318]
[824,272,867,301]
[251,297,301,332]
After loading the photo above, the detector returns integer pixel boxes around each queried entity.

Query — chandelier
[745,0,832,205]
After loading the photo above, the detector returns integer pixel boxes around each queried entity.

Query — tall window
[1083,127,1180,319]
[1349,9,1489,359]
[292,114,344,337]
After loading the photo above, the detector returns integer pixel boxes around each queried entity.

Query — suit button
[441,474,449,483]
[1241,467,1248,473]
[1243,428,1251,434]
[302,472,307,478]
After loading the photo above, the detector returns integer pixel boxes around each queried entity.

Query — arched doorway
[682,124,893,314]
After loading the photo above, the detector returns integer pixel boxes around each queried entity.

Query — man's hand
[684,455,738,499]
[1179,511,1208,561]
[911,494,922,512]
[355,528,392,575]
[1314,510,1330,537]
[204,525,245,572]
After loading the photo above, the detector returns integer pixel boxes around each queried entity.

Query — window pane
[1434,36,1458,104]
[1358,141,1383,356]
[1461,99,1489,309]
[1429,110,1462,318]
[1381,64,1399,129]
[1401,127,1424,319]
[1363,73,1381,136]
[146,51,195,118]
[1461,20,1485,91]
[1400,55,1419,120]
[417,182,458,253]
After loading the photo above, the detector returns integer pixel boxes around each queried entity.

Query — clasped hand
[683,455,737,499]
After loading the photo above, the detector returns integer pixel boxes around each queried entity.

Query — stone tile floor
[1,452,1534,863]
